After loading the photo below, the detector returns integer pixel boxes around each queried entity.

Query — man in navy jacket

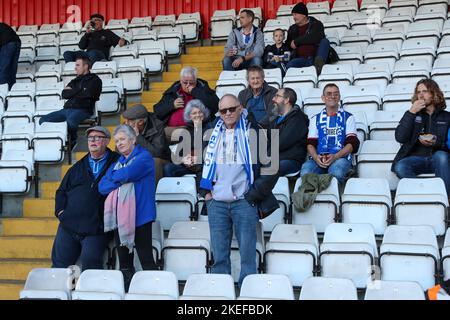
[52,126,119,271]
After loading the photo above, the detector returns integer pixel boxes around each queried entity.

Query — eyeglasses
[219,105,239,115]
[87,136,107,142]
[181,81,196,86]
[275,94,286,99]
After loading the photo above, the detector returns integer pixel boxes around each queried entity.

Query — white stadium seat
[357,140,401,190]
[72,270,125,300]
[6,82,35,105]
[138,40,167,73]
[264,224,319,287]
[372,25,406,51]
[180,274,235,300]
[392,58,430,84]
[20,268,75,300]
[340,28,373,55]
[128,17,152,35]
[263,68,283,89]
[307,1,331,19]
[380,225,439,290]
[105,19,129,32]
[333,45,364,66]
[364,43,399,72]
[323,14,350,39]
[342,178,392,235]
[353,62,392,94]
[0,149,34,193]
[394,178,448,236]
[215,70,248,99]
[276,5,296,19]
[320,223,378,288]
[318,64,354,88]
[238,274,294,300]
[97,78,124,114]
[210,10,236,42]
[33,120,67,163]
[382,82,416,112]
[341,84,382,114]
[442,229,450,282]
[369,111,404,140]
[36,23,60,42]
[155,177,197,231]
[400,37,437,67]
[153,14,176,30]
[292,177,340,233]
[176,12,202,43]
[91,61,118,80]
[283,66,317,100]
[117,58,146,93]
[365,280,426,300]
[162,221,211,281]
[60,22,82,37]
[158,26,184,56]
[124,271,178,300]
[431,57,450,82]
[110,44,139,62]
[331,0,359,14]
[300,277,358,300]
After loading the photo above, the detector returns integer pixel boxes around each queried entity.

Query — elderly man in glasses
[200,94,279,287]
[300,83,360,184]
[154,66,219,142]
[51,126,119,271]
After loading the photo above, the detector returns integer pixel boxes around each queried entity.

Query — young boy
[263,28,291,76]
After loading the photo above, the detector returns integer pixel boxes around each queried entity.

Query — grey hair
[113,124,136,140]
[180,66,198,80]
[183,99,210,123]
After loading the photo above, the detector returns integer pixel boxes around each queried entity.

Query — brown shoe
[314,56,325,75]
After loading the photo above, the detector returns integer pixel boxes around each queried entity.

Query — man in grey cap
[122,104,170,183]
[52,126,120,271]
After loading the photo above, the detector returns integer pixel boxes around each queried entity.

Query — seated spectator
[301,83,360,184]
[39,56,102,150]
[271,88,309,176]
[222,9,264,71]
[286,3,333,75]
[393,79,450,194]
[263,29,291,76]
[154,66,219,141]
[0,22,21,89]
[122,104,170,184]
[238,65,277,128]
[99,125,158,291]
[163,99,211,188]
[63,13,127,64]
[52,126,120,271]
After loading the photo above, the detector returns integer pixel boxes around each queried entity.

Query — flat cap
[122,104,149,120]
[86,126,111,139]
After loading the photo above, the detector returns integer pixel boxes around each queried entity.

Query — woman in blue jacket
[99,124,157,290]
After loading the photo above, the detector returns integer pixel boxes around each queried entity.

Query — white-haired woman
[154,66,219,141]
[99,124,157,291]
[163,99,211,186]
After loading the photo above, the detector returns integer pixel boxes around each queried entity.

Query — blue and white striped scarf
[200,110,254,191]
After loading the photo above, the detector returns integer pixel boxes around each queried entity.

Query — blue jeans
[300,158,353,184]
[39,108,92,141]
[0,41,21,89]
[222,56,263,71]
[394,151,450,194]
[52,224,109,271]
[64,49,106,64]
[286,38,330,69]
[207,199,259,287]
[279,159,302,176]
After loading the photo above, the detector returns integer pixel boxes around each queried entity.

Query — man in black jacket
[39,56,102,149]
[285,3,331,75]
[52,126,120,271]
[122,104,170,183]
[0,22,21,89]
[154,66,219,141]
[238,65,277,128]
[271,87,309,176]
[393,79,450,194]
[63,13,126,64]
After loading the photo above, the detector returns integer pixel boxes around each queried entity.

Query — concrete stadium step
[41,181,60,199]
[0,236,53,259]
[1,218,58,236]
[142,102,155,112]
[162,70,221,82]
[188,46,225,54]
[181,55,223,63]
[142,91,163,103]
[0,280,24,300]
[170,62,223,72]
[61,165,72,177]
[23,199,55,218]
[0,259,51,281]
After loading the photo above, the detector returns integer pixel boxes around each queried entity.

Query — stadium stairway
[0,45,224,299]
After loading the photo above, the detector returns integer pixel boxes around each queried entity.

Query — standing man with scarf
[300,83,360,184]
[201,94,279,287]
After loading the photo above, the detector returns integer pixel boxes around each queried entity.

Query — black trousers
[114,221,157,271]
